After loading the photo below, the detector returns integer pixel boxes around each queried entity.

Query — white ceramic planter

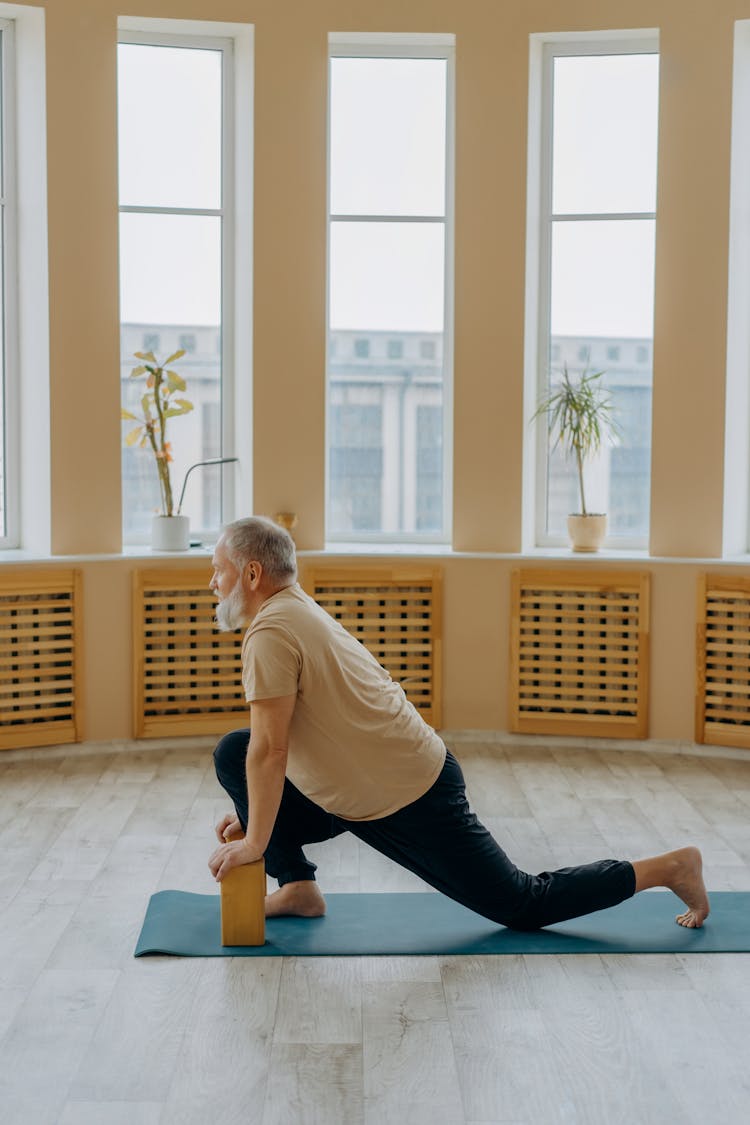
[152,514,190,552]
[567,513,607,553]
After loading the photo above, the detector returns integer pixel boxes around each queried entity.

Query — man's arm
[208,692,296,882]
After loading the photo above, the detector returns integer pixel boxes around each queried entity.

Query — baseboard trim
[441,729,750,762]
[3,728,749,764]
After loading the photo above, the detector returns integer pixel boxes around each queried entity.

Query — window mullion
[330,213,445,224]
[119,204,224,218]
[0,20,19,547]
[551,211,656,223]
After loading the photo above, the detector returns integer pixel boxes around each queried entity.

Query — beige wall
[3,0,750,746]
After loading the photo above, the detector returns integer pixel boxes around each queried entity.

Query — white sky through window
[117,45,658,338]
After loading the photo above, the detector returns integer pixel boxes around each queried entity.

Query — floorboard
[1,738,749,1123]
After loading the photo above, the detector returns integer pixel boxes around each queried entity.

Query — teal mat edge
[135,890,750,958]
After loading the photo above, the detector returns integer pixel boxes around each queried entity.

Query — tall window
[118,33,234,543]
[327,37,454,542]
[534,40,659,546]
[0,20,17,548]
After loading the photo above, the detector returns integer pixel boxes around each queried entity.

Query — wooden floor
[2,738,750,1125]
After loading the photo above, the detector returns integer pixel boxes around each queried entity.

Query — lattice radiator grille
[307,567,442,727]
[510,569,650,739]
[697,575,750,749]
[134,569,246,738]
[0,568,82,750]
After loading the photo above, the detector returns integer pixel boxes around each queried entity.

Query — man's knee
[213,728,251,778]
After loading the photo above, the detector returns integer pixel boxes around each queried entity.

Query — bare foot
[632,845,710,928]
[265,880,326,918]
[668,846,710,928]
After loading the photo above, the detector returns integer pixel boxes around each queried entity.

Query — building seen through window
[121,323,652,543]
[121,324,652,543]
[328,330,444,536]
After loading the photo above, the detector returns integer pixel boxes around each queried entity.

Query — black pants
[213,730,636,931]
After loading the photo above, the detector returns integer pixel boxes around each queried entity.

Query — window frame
[532,34,659,551]
[325,34,455,545]
[117,28,237,544]
[0,17,19,548]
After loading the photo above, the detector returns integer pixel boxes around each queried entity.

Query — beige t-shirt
[241,583,446,820]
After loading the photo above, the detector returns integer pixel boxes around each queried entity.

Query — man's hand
[208,838,264,882]
[215,813,243,843]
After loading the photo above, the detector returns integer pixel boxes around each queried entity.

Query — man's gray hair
[222,516,297,583]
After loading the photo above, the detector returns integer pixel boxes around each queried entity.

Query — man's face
[210,539,248,632]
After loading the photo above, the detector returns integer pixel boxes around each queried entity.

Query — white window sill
[2,543,750,566]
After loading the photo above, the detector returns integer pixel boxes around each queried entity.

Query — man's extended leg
[213,729,344,916]
[346,750,708,930]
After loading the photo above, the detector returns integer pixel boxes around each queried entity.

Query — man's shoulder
[246,584,324,641]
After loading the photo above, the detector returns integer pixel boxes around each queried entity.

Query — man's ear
[245,560,261,586]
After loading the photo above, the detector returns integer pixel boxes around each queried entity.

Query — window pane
[550,219,655,338]
[330,57,446,216]
[119,213,221,540]
[0,35,6,539]
[552,53,659,215]
[328,330,444,537]
[546,217,655,540]
[327,46,451,544]
[119,212,221,325]
[0,211,4,537]
[118,43,222,210]
[329,221,444,332]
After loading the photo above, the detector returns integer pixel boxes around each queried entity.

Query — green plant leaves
[164,349,186,366]
[532,363,620,516]
[533,365,618,461]
[121,349,193,517]
[164,399,194,418]
[124,425,145,446]
[165,370,186,392]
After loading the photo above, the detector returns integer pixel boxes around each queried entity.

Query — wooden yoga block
[220,858,266,946]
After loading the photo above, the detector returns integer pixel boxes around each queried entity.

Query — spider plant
[532,364,619,516]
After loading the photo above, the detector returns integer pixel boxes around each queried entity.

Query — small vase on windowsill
[567,513,607,553]
[151,514,190,552]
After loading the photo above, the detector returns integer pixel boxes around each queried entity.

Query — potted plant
[532,364,619,552]
[121,349,194,550]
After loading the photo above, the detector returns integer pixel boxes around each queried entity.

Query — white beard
[215,580,248,632]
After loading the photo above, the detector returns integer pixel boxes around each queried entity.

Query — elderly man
[208,516,709,930]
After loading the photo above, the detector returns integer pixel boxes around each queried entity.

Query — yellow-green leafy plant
[121,350,194,517]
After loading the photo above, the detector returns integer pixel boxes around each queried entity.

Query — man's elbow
[247,741,288,768]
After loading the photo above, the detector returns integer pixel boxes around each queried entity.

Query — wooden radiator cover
[0,568,82,750]
[306,567,443,728]
[133,568,246,738]
[696,574,750,749]
[510,568,650,739]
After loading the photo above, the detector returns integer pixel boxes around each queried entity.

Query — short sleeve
[242,623,301,702]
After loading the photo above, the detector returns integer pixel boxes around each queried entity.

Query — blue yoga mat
[134,890,750,957]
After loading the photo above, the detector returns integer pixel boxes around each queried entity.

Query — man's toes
[676,909,703,928]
